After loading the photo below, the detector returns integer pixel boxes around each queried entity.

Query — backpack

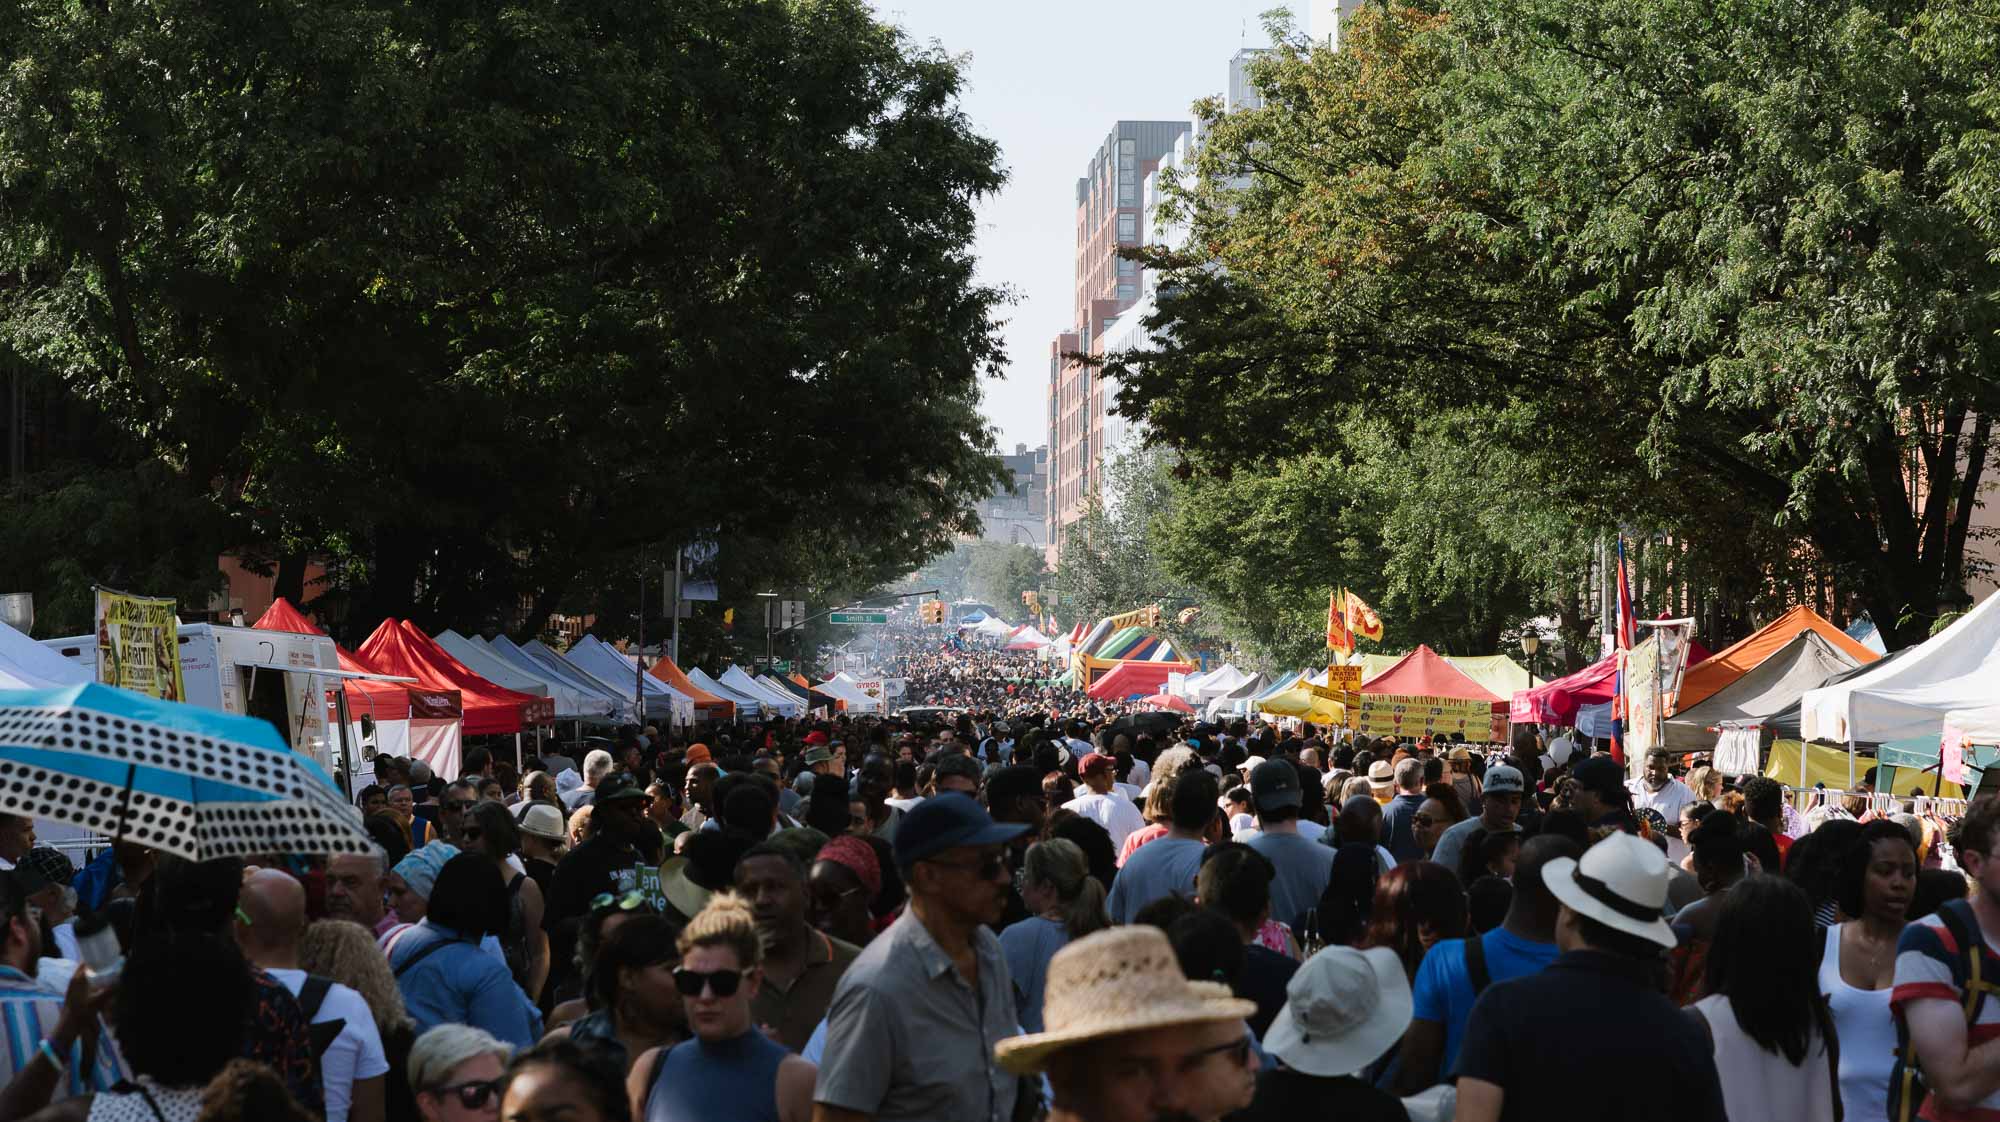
[1890,898,1994,1122]
[295,974,348,1061]
[1464,932,1492,997]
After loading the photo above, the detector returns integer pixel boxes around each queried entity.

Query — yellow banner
[1357,693,1495,738]
[95,588,185,702]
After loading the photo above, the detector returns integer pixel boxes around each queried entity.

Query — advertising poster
[95,588,185,701]
[1625,635,1662,762]
[1356,694,1497,739]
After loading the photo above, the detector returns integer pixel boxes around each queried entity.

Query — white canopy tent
[433,628,565,708]
[818,673,884,713]
[0,621,91,689]
[1206,672,1270,718]
[687,667,764,720]
[565,636,695,725]
[972,617,1015,641]
[1004,626,1053,650]
[481,636,625,720]
[720,666,802,718]
[1801,591,2000,745]
[1189,663,1253,701]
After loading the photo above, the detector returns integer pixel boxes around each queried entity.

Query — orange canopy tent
[1671,606,1880,715]
[647,655,734,719]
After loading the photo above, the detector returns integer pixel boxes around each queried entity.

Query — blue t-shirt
[998,916,1070,1034]
[1412,926,1560,1074]
[1106,835,1206,924]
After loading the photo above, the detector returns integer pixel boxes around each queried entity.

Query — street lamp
[1520,632,1541,689]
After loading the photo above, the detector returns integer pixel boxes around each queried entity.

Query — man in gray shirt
[814,793,1028,1122]
[1431,764,1524,873]
[1244,759,1336,934]
[1106,769,1220,924]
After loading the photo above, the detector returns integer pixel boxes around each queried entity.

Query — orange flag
[1344,590,1384,642]
[1326,590,1353,653]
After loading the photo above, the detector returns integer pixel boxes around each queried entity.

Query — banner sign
[1325,666,1363,693]
[1357,694,1496,738]
[1624,636,1662,761]
[95,588,185,701]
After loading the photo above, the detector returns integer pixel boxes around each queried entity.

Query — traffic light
[919,600,947,625]
[1144,604,1163,627]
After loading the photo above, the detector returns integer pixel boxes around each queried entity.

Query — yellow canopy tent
[1256,685,1348,724]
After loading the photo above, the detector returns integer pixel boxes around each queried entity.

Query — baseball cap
[804,731,830,746]
[1078,752,1113,775]
[1482,765,1524,795]
[1572,755,1627,798]
[893,792,1028,868]
[1250,759,1303,812]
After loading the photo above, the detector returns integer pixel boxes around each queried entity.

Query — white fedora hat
[1541,830,1675,948]
[1262,945,1412,1078]
[994,926,1256,1074]
[515,802,567,843]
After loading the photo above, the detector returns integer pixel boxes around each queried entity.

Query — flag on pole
[1326,589,1353,654]
[1610,536,1634,765]
[1344,590,1384,642]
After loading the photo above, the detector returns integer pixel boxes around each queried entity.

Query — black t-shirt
[1238,943,1300,1042]
[1454,949,1726,1122]
[543,834,641,995]
[1231,1067,1408,1122]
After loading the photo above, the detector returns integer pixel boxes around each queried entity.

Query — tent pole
[1847,738,1855,793]
[1800,738,1807,789]
[514,732,523,773]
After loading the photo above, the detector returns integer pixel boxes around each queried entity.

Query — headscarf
[817,834,883,901]
[392,841,460,901]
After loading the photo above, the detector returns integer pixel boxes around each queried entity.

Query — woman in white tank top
[1690,876,1839,1122]
[1818,820,1916,1122]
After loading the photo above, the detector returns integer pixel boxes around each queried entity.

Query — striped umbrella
[0,682,375,860]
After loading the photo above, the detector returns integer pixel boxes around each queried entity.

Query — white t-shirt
[267,967,389,1122]
[1629,777,1700,861]
[1063,791,1147,852]
[884,796,925,812]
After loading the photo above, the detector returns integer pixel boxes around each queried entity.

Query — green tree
[0,0,1007,644]
[1108,1,2000,650]
[964,542,1048,617]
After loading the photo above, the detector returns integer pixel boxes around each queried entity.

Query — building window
[1116,283,1138,301]
[1117,257,1138,277]
[1118,139,1138,206]
[1117,213,1138,242]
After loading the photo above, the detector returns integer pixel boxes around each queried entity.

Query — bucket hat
[1262,945,1413,1077]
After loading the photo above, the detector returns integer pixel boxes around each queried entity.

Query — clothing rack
[1782,785,1968,818]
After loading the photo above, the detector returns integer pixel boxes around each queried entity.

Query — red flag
[1344,590,1384,642]
[1326,590,1353,653]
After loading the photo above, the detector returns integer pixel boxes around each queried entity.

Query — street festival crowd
[4,633,2000,1122]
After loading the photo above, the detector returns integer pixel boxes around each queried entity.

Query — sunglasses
[444,800,475,813]
[673,966,744,997]
[590,890,648,914]
[430,1078,503,1110]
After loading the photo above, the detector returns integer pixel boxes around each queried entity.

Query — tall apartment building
[1046,121,1190,562]
[1306,0,1367,48]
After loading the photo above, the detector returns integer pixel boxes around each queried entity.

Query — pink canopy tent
[1086,661,1189,701]
[1509,634,1714,724]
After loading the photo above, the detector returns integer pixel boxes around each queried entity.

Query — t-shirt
[1233,1067,1409,1122]
[1382,793,1428,863]
[1891,899,2000,1121]
[1062,791,1147,852]
[268,968,390,1122]
[1105,835,1205,925]
[1410,928,1561,1074]
[1431,815,1518,875]
[998,915,1069,1034]
[1627,778,1698,861]
[1455,949,1726,1122]
[544,835,643,997]
[1246,829,1336,934]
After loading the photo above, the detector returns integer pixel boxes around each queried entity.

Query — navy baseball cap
[892,792,1028,868]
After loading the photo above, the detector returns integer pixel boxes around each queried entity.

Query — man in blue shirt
[1393,833,1579,1093]
[1107,770,1220,924]
[1380,758,1429,862]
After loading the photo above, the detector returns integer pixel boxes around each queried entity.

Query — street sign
[829,610,890,626]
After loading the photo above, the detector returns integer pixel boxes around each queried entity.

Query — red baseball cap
[1079,752,1113,775]
[803,731,830,746]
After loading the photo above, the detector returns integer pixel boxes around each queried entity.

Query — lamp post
[1520,632,1541,689]
[757,591,779,670]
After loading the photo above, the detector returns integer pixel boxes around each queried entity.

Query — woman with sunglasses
[465,801,551,1007]
[542,914,686,1073]
[627,893,816,1122]
[409,1024,512,1122]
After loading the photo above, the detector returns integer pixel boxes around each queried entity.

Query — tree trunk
[273,550,307,608]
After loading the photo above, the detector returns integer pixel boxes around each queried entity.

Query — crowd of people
[0,630,1994,1122]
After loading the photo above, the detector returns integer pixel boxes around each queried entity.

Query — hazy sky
[864,0,1311,453]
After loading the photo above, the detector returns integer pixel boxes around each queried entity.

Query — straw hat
[1542,831,1675,948]
[994,926,1256,1074]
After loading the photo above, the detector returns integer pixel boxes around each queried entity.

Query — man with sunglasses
[813,792,1029,1122]
[543,772,654,1012]
[437,779,480,846]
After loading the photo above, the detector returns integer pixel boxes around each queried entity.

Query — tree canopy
[0,0,1007,649]
[1103,0,2000,657]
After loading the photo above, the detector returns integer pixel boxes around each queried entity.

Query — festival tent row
[1206,672,1271,718]
[720,665,805,719]
[645,654,735,720]
[686,667,763,720]
[359,619,555,735]
[1348,652,1533,699]
[567,636,695,725]
[252,600,465,780]
[1663,630,1865,753]
[1352,646,1508,740]
[1673,606,1878,713]
[433,629,575,717]
[481,635,628,721]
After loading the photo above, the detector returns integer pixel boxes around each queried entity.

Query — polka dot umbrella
[0,682,376,860]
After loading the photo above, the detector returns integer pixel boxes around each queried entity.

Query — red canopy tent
[1085,660,1193,701]
[1362,646,1505,703]
[358,620,553,735]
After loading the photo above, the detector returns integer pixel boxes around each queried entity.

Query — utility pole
[635,560,646,725]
